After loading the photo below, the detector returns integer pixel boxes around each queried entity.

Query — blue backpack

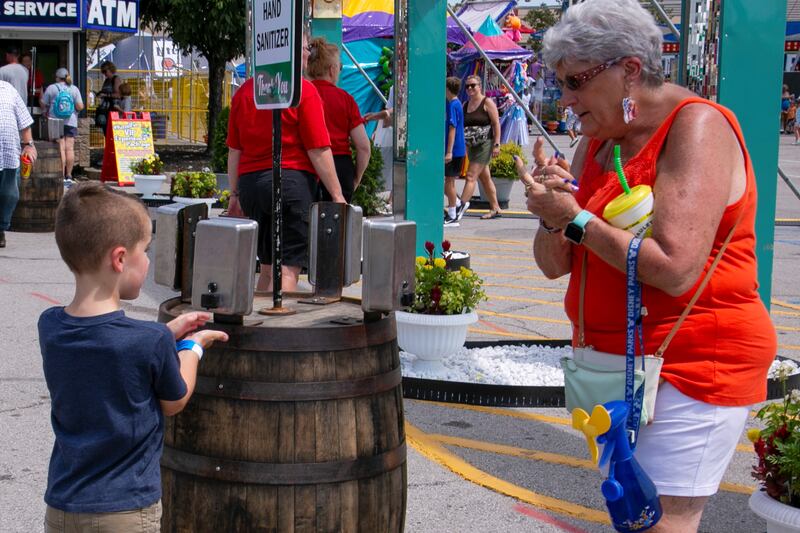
[53,85,75,119]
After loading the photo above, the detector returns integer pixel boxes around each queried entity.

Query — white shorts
[633,382,750,497]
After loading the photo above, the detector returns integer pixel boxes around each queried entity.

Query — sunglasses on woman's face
[556,57,623,91]
[466,83,479,89]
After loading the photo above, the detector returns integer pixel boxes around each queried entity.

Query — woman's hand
[520,163,581,228]
[491,144,501,158]
[167,311,213,340]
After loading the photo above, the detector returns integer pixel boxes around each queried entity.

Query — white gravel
[400,344,573,385]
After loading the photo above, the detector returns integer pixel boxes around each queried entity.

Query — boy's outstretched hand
[186,329,229,350]
[167,311,213,340]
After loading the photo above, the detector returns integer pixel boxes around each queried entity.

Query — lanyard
[625,237,645,448]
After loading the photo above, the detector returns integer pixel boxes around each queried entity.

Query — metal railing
[86,68,234,147]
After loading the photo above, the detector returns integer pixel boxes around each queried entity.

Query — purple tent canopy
[343,12,469,45]
[449,32,533,62]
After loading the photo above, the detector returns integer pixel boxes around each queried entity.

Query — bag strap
[654,204,745,356]
[578,206,745,355]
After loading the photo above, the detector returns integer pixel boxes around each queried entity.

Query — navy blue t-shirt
[445,98,466,158]
[39,307,187,513]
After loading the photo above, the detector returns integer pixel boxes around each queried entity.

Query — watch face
[564,222,584,244]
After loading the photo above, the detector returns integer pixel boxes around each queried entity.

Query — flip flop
[481,211,502,220]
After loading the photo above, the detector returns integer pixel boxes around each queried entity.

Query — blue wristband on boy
[176,339,203,360]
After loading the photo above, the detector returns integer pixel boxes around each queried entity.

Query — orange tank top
[564,97,776,407]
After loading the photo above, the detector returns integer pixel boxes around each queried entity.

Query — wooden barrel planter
[158,296,406,533]
[10,141,63,232]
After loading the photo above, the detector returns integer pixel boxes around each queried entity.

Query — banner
[0,0,81,28]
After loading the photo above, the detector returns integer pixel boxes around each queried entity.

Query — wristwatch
[21,140,34,148]
[564,210,595,245]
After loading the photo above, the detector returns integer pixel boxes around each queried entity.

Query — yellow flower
[434,258,446,269]
[424,264,432,270]
[416,256,426,265]
[747,428,761,443]
[460,266,472,276]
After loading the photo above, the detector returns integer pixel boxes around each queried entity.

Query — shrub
[171,170,218,198]
[211,106,230,173]
[489,142,527,180]
[351,141,385,216]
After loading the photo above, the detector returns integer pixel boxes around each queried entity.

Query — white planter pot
[173,196,216,210]
[477,177,515,204]
[749,489,800,532]
[395,310,478,372]
[133,174,166,199]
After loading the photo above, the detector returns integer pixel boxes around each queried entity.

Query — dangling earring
[622,96,638,124]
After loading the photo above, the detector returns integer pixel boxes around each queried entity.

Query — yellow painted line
[484,282,566,294]
[405,423,611,525]
[773,299,800,311]
[471,262,544,272]
[478,309,571,325]
[484,295,563,307]
[773,309,800,318]
[430,433,595,469]
[776,325,800,332]
[428,433,756,495]
[775,218,800,222]
[413,399,572,426]
[474,254,542,263]
[779,344,800,352]
[414,400,755,456]
[481,272,565,282]
[468,328,552,341]
[450,236,530,246]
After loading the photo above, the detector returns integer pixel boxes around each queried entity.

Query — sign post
[251,0,302,314]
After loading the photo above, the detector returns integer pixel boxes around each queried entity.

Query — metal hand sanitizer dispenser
[191,218,259,318]
[361,217,416,313]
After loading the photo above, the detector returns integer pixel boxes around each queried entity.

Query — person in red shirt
[306,37,371,203]
[226,35,344,292]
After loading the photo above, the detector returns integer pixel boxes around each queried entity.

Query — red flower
[425,241,435,256]
[430,286,442,302]
[442,240,451,252]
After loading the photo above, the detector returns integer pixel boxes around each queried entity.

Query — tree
[523,5,560,53]
[140,0,246,153]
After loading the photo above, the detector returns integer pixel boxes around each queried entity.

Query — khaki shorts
[45,500,161,533]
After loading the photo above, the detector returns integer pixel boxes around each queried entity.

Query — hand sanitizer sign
[251,0,302,109]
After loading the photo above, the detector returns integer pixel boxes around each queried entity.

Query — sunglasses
[466,83,479,89]
[556,57,623,91]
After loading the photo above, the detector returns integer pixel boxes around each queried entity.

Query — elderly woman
[517,0,775,530]
[227,35,345,292]
[306,37,371,203]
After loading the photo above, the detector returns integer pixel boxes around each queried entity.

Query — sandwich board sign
[251,0,303,109]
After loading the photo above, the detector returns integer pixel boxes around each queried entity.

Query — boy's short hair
[55,182,150,274]
[446,77,461,95]
[119,82,132,97]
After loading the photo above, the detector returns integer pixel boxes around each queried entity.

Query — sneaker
[455,201,470,221]
[569,136,580,148]
[444,214,459,226]
[0,230,5,248]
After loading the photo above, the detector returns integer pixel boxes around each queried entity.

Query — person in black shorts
[444,77,466,225]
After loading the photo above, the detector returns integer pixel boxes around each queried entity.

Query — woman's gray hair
[542,0,664,87]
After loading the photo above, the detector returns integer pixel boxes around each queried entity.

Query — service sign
[251,0,302,109]
[0,0,81,28]
[83,0,137,33]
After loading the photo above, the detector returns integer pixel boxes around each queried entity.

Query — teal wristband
[571,209,595,229]
[176,339,203,360]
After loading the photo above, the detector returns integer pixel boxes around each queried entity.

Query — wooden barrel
[158,296,406,533]
[10,141,63,232]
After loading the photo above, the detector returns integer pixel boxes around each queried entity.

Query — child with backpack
[41,68,84,180]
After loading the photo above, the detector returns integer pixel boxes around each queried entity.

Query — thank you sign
[251,0,302,109]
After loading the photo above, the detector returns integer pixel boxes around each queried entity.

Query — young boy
[444,76,466,226]
[40,182,228,532]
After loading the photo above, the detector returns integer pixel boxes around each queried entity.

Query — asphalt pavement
[1,132,799,532]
